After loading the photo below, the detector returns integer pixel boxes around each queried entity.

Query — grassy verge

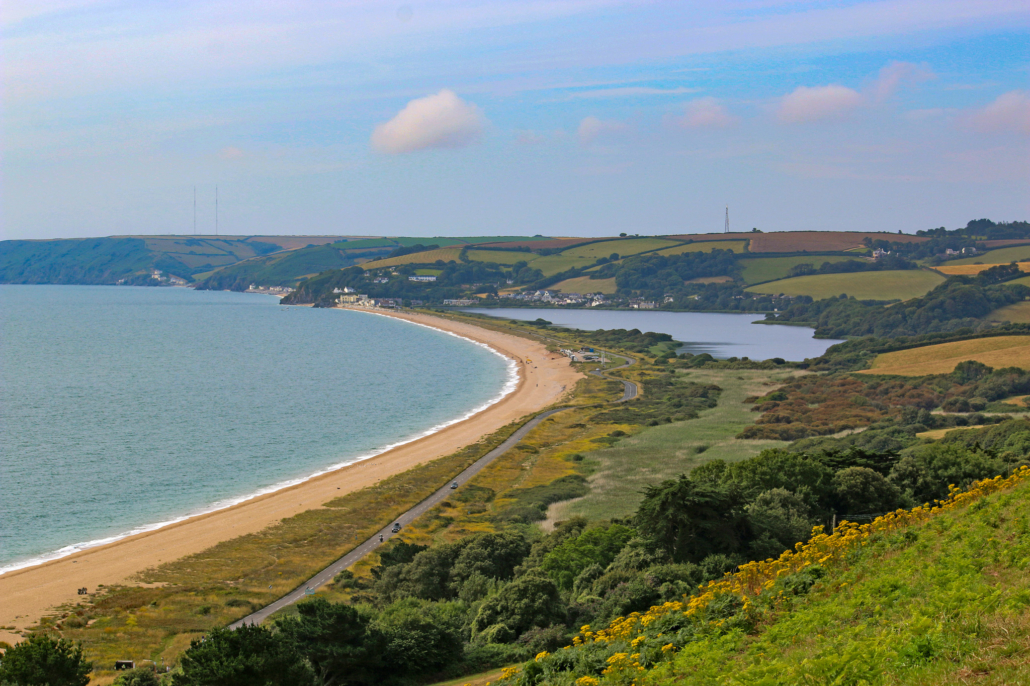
[549,368,797,522]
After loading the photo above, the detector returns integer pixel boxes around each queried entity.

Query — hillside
[494,467,1030,686]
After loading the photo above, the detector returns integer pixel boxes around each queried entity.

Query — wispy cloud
[371,90,485,153]
[669,97,737,128]
[869,61,935,102]
[577,116,629,144]
[964,90,1030,135]
[777,85,863,123]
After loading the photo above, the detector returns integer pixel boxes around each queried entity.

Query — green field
[550,369,793,522]
[523,253,598,276]
[550,275,617,294]
[948,244,1030,265]
[738,255,864,285]
[464,249,534,265]
[746,269,944,300]
[360,247,463,269]
[655,240,748,256]
[990,301,1030,323]
[560,237,679,260]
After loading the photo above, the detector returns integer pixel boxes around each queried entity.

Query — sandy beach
[0,308,581,644]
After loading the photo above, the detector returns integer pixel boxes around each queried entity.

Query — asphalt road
[230,348,638,629]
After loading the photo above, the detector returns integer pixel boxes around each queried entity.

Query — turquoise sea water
[0,286,512,573]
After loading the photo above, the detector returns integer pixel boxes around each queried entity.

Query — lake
[464,308,843,360]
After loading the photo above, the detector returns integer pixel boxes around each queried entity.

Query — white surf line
[0,310,519,578]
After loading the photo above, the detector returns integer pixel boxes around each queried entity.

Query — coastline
[0,308,581,644]
[0,307,519,579]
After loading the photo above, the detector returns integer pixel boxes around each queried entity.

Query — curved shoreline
[0,309,581,644]
[0,308,518,579]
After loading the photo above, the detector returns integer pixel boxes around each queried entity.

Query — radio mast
[193,186,197,235]
[215,185,219,236]
[724,205,729,233]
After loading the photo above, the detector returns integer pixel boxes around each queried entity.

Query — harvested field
[738,255,862,285]
[860,336,1030,376]
[990,301,1030,324]
[360,247,462,269]
[664,233,753,242]
[561,237,679,259]
[464,249,536,265]
[747,231,927,253]
[935,263,1030,276]
[475,237,599,250]
[551,275,617,294]
[949,245,1030,265]
[746,269,943,300]
[655,240,747,256]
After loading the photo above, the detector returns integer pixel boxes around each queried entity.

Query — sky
[2,0,1029,240]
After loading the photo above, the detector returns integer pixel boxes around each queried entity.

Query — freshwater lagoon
[464,308,843,360]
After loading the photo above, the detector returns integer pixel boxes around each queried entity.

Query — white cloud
[777,85,863,123]
[671,97,736,128]
[870,61,935,102]
[966,90,1030,135]
[371,89,485,154]
[577,116,628,144]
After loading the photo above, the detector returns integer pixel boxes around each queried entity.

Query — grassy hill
[948,244,1030,265]
[859,335,1030,376]
[491,467,1030,686]
[746,269,945,300]
[738,255,861,285]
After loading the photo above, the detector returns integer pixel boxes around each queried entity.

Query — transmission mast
[215,185,219,236]
[724,205,730,233]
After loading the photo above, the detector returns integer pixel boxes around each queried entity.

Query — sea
[464,308,844,360]
[0,285,514,574]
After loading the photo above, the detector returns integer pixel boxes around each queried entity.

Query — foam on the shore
[0,309,519,578]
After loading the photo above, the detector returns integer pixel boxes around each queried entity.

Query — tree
[635,475,750,563]
[833,467,901,514]
[373,599,465,677]
[541,524,635,590]
[471,571,566,639]
[449,532,530,589]
[277,599,383,686]
[745,488,815,560]
[172,626,313,686]
[0,634,92,686]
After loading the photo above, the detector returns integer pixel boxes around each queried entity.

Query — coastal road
[231,347,637,629]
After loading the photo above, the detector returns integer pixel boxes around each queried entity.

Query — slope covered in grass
[497,468,1030,686]
[746,269,944,300]
[861,335,1030,375]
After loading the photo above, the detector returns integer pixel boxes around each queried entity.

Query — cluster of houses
[246,284,292,295]
[335,292,403,309]
[500,290,610,307]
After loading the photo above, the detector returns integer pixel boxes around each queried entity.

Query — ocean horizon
[0,285,514,574]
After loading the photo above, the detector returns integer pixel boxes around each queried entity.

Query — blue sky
[2,0,1028,239]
